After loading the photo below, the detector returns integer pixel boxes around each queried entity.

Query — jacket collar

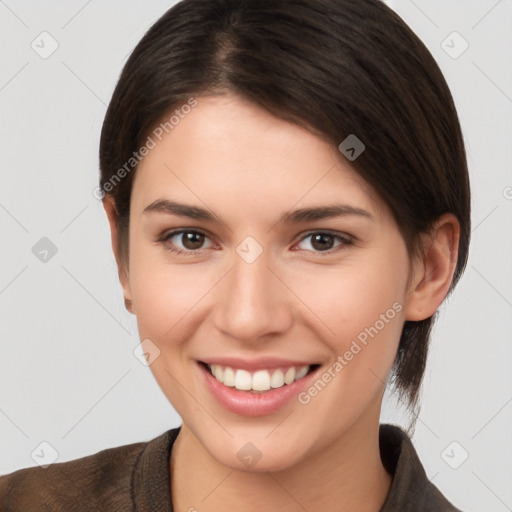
[132,423,460,511]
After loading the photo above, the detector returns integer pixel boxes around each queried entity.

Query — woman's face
[121,94,415,471]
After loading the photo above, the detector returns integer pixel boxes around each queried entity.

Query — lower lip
[198,362,320,417]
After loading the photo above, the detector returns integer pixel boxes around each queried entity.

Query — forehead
[132,94,385,220]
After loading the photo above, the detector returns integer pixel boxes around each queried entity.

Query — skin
[104,94,459,512]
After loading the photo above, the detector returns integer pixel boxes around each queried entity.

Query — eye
[158,229,353,257]
[293,231,353,254]
[159,229,214,255]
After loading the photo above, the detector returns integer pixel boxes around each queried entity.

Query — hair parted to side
[99,0,471,420]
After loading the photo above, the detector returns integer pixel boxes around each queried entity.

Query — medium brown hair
[99,0,471,416]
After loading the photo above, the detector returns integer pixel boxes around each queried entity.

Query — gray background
[1,1,511,510]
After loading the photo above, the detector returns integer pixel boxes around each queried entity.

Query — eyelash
[157,229,354,257]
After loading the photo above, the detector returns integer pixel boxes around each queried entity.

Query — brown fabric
[0,424,461,511]
[378,425,462,511]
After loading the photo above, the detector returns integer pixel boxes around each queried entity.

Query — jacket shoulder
[0,439,148,512]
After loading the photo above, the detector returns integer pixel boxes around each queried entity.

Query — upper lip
[199,356,320,371]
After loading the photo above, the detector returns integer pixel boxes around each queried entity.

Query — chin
[213,443,305,474]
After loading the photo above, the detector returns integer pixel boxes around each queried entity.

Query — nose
[212,247,293,343]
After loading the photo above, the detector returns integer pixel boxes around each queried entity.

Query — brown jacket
[0,423,462,511]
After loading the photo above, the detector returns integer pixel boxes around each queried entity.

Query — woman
[0,0,470,510]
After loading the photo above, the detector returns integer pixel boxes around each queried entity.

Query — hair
[99,0,471,421]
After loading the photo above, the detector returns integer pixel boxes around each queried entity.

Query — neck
[170,411,392,512]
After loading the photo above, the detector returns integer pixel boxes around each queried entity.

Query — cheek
[127,248,219,410]
[130,254,214,343]
[299,258,405,327]
[289,264,406,424]
[291,250,408,371]
[128,220,214,325]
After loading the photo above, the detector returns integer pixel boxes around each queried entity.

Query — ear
[404,213,460,321]
[103,196,134,314]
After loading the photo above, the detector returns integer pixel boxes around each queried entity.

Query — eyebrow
[143,199,373,225]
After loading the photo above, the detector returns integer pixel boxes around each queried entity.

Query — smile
[206,363,315,392]
[197,357,322,416]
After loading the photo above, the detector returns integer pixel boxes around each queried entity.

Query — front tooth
[270,369,285,388]
[252,370,271,391]
[234,369,252,390]
[223,367,235,387]
[295,365,309,380]
[284,367,296,385]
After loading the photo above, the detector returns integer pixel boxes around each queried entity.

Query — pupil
[312,233,333,251]
[183,232,204,250]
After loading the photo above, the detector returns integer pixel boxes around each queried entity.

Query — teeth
[234,369,252,390]
[270,369,284,388]
[223,367,235,387]
[207,364,311,392]
[284,367,295,385]
[295,365,309,380]
[252,370,271,391]
[212,364,223,381]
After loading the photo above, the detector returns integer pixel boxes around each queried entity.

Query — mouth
[198,361,321,394]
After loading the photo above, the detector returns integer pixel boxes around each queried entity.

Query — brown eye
[160,229,213,255]
[180,231,205,250]
[310,233,335,251]
[295,231,353,254]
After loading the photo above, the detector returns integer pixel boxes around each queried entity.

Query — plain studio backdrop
[0,1,511,510]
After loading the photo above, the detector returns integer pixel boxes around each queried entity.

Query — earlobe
[102,196,134,314]
[404,213,460,321]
